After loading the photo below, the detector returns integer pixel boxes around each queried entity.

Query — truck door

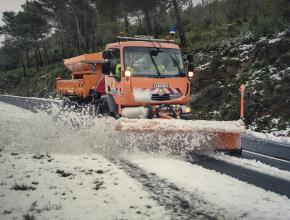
[105,48,122,113]
[109,49,121,79]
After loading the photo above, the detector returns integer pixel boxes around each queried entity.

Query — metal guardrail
[242,136,290,161]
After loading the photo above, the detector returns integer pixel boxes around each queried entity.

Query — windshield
[124,47,185,77]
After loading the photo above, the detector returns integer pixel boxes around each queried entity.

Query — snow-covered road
[1,101,290,219]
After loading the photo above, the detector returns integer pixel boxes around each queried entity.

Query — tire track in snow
[110,158,229,220]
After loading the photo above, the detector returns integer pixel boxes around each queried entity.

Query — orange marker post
[239,84,246,120]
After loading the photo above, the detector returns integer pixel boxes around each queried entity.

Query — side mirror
[187,54,193,62]
[102,62,111,75]
[188,63,194,72]
[150,49,160,56]
[102,50,111,60]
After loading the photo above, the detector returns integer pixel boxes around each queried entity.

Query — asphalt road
[0,95,59,112]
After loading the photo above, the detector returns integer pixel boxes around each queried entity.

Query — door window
[110,49,121,77]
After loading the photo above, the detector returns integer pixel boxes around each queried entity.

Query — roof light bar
[117,36,174,43]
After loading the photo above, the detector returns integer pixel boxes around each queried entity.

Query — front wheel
[96,99,116,118]
[227,148,242,157]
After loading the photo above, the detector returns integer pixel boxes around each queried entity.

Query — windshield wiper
[148,48,161,77]
[169,54,184,76]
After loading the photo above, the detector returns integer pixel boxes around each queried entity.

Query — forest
[0,0,289,74]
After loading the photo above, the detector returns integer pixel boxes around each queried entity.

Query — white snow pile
[246,130,290,145]
[129,155,290,220]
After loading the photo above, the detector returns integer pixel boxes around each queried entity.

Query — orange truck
[56,37,194,119]
[56,36,245,154]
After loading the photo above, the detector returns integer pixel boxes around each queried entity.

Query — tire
[61,97,81,110]
[97,97,116,118]
[227,148,243,157]
[180,113,193,120]
[100,99,112,117]
[101,95,118,114]
[61,97,71,108]
[99,95,118,118]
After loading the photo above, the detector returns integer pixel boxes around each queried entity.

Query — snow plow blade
[115,119,245,154]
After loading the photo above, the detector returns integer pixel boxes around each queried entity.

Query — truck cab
[55,36,195,119]
[102,37,195,119]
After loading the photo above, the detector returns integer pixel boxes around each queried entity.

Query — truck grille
[151,94,171,101]
[151,93,182,101]
[133,88,183,102]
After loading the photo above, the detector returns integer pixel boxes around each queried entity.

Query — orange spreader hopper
[64,53,103,73]
[115,119,245,153]
[56,53,105,98]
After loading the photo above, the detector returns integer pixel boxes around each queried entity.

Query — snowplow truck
[56,36,245,154]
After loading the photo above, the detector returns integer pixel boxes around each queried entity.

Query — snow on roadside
[0,153,169,220]
[129,156,290,220]
[211,153,290,181]
[246,130,290,145]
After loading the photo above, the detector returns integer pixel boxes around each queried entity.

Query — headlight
[181,105,191,113]
[188,71,194,78]
[125,70,131,77]
[185,107,191,113]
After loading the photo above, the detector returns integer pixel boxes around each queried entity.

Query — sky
[0,0,26,44]
[0,0,26,25]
